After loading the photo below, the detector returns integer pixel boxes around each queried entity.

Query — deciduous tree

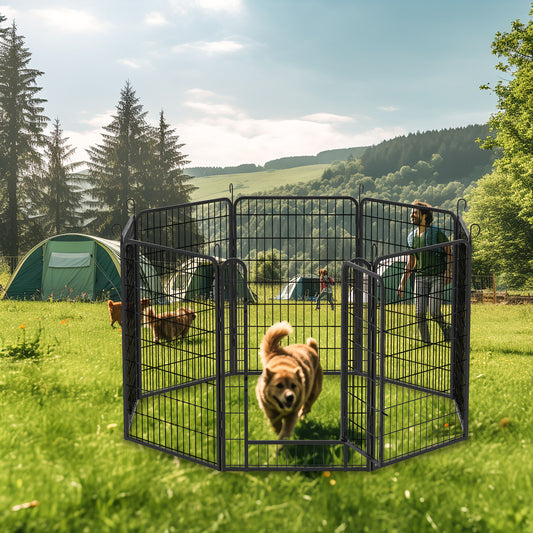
[470,4,533,288]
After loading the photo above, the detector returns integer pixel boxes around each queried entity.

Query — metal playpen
[121,196,471,471]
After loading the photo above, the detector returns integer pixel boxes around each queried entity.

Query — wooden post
[493,272,496,304]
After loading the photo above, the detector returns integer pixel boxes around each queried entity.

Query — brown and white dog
[144,306,197,343]
[256,321,323,439]
[108,298,152,328]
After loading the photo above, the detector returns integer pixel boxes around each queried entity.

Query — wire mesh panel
[341,260,381,471]
[375,241,470,466]
[220,258,250,469]
[136,199,233,259]
[122,238,222,468]
[234,196,358,374]
[359,198,458,261]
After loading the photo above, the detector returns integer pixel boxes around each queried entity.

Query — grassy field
[190,164,329,202]
[1,301,532,532]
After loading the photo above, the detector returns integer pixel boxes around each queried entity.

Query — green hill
[190,164,330,202]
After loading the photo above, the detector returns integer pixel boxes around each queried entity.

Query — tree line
[257,148,475,213]
[0,15,195,267]
[187,147,367,177]
[360,124,496,181]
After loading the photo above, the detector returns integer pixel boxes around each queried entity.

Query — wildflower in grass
[330,479,336,486]
[1,324,49,360]
[61,318,70,325]
[11,500,39,511]
[323,471,331,478]
[499,417,510,427]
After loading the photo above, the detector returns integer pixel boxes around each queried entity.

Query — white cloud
[169,0,243,15]
[0,5,17,21]
[78,111,114,129]
[144,11,170,26]
[172,40,244,54]
[31,8,112,33]
[118,58,142,69]
[378,106,399,112]
[178,117,404,167]
[303,113,354,124]
[195,0,242,13]
[186,88,217,99]
[185,101,241,117]
[176,90,405,166]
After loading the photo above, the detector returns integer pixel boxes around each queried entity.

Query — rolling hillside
[190,164,330,202]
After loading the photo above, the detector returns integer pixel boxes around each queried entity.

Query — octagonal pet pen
[121,196,471,471]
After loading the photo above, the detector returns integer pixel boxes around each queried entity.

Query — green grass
[1,301,532,532]
[190,164,329,202]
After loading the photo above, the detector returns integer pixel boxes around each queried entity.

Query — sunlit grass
[0,301,532,532]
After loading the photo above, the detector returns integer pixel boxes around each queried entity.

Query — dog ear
[265,368,274,382]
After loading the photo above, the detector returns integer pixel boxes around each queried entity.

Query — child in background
[315,268,335,310]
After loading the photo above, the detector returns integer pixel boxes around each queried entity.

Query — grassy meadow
[189,164,329,202]
[0,300,532,532]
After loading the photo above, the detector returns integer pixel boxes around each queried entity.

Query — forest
[256,124,495,213]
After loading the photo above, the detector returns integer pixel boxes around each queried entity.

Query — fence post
[492,272,496,304]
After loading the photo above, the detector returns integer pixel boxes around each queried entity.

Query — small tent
[2,233,161,301]
[165,257,257,303]
[349,256,414,305]
[274,275,321,301]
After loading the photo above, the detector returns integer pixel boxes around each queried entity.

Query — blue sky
[2,0,532,166]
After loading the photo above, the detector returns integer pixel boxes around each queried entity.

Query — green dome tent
[274,275,321,301]
[165,256,257,303]
[2,234,161,301]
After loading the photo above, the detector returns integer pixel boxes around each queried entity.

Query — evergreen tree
[141,110,196,209]
[29,119,83,235]
[86,81,152,237]
[0,21,48,261]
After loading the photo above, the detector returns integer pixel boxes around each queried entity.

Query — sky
[1,0,532,167]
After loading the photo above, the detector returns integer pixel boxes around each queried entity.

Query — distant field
[190,164,329,202]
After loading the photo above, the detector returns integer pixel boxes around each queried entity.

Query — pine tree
[86,81,152,237]
[144,110,196,208]
[28,119,83,235]
[0,21,48,261]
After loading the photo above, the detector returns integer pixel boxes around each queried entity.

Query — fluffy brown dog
[144,306,197,343]
[256,321,323,439]
[108,298,151,327]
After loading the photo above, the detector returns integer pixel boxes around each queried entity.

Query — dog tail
[260,321,293,364]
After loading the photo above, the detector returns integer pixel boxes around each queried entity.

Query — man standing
[398,201,452,343]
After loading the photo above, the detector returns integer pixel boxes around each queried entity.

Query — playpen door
[341,261,386,470]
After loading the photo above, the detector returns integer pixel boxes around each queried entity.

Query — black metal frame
[121,196,471,471]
